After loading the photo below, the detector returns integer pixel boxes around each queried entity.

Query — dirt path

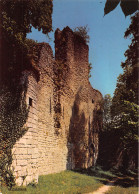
[86,178,117,194]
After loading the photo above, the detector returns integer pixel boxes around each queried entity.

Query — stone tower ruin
[11,27,102,186]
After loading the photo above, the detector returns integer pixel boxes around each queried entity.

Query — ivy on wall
[53,60,69,135]
[0,83,29,189]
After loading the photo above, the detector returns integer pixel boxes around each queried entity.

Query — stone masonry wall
[12,71,39,186]
[11,27,102,186]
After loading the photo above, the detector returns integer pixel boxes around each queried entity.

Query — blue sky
[27,0,131,97]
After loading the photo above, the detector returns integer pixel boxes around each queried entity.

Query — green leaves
[103,94,112,131]
[101,14,138,170]
[1,0,53,37]
[0,85,29,187]
[88,62,92,78]
[104,0,138,16]
[1,0,52,84]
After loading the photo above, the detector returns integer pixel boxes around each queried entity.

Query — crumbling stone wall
[55,27,102,169]
[11,27,102,186]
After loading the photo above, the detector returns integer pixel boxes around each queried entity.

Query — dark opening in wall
[29,97,33,106]
[92,99,94,103]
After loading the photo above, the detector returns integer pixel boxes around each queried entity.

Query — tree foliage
[112,13,138,108]
[103,94,112,130]
[104,0,138,16]
[0,0,53,41]
[111,13,138,170]
[0,0,53,83]
[98,13,138,171]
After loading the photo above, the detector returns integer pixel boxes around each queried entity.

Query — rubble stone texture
[11,27,102,186]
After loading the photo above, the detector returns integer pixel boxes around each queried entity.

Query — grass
[1,170,105,194]
[106,186,138,194]
[105,169,138,194]
[1,167,138,194]
[74,166,116,185]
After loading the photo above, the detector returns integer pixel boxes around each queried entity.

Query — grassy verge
[1,170,105,194]
[106,186,138,194]
[1,167,138,194]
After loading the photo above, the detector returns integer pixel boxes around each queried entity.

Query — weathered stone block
[15,177,23,186]
[16,159,28,166]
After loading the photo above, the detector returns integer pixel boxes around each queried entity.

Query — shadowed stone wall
[11,27,102,186]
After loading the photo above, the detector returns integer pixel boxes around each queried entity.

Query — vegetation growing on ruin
[0,84,29,189]
[53,60,69,135]
[74,25,90,44]
[88,62,92,78]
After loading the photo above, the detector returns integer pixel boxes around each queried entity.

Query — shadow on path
[73,167,138,188]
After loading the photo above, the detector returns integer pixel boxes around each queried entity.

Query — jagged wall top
[55,26,89,78]
[30,26,90,82]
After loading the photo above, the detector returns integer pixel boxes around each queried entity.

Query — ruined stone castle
[11,27,102,186]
